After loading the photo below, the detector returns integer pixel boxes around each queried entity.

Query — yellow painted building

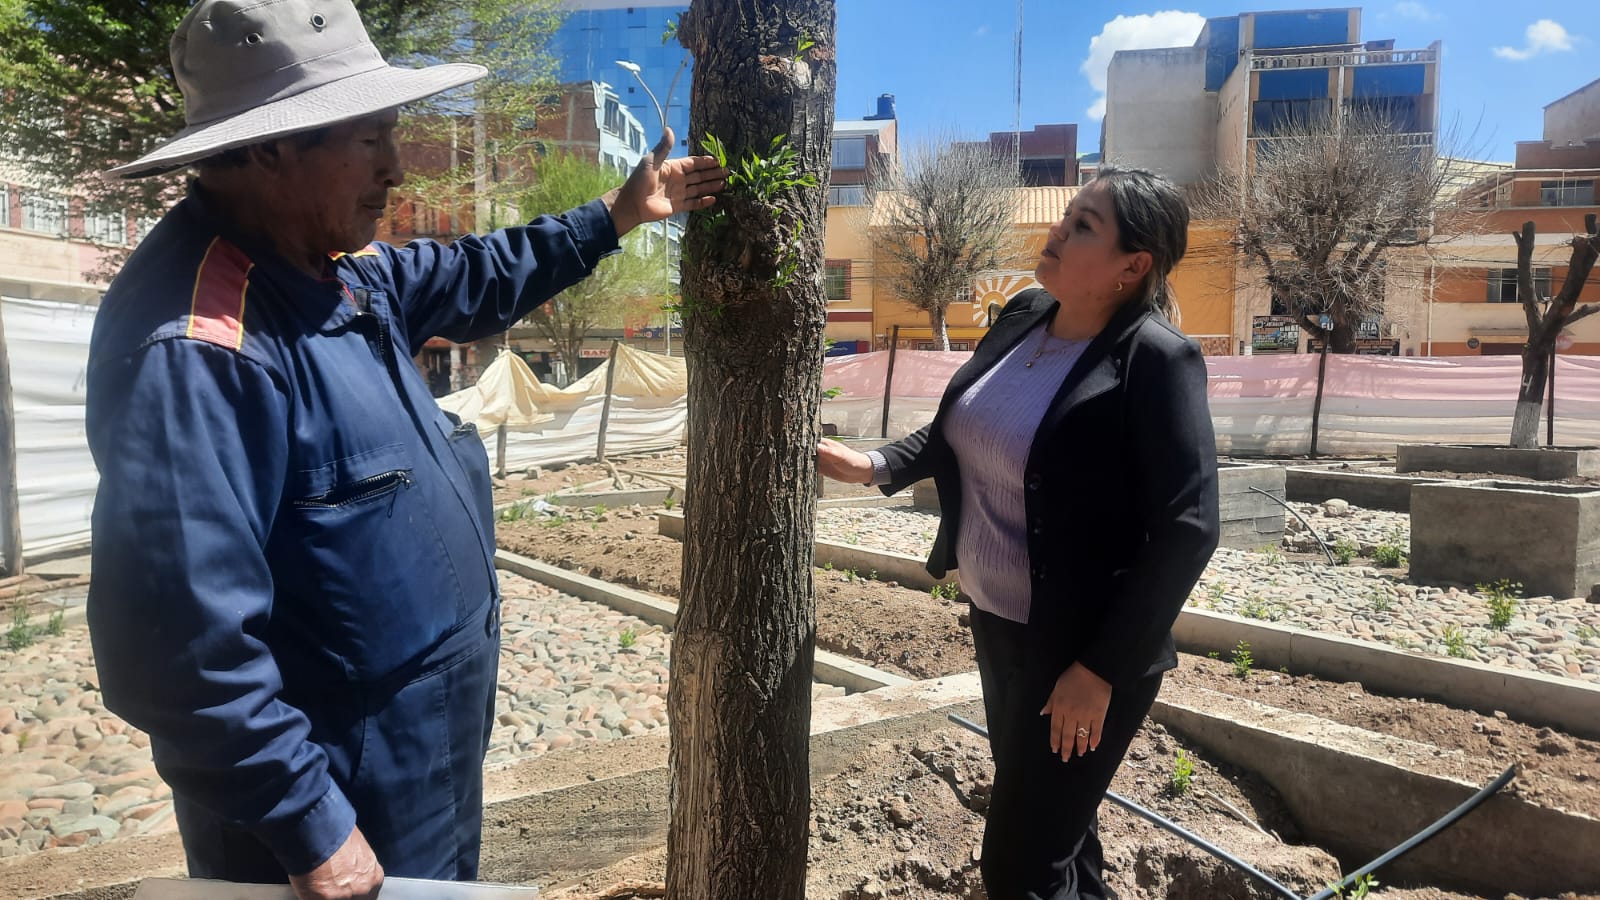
[822,185,1239,353]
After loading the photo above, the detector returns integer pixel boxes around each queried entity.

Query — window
[1487,267,1552,303]
[602,97,624,136]
[1541,180,1594,207]
[133,216,160,243]
[629,125,644,153]
[83,208,127,245]
[824,261,850,302]
[831,137,866,170]
[827,184,866,206]
[20,192,67,235]
[0,184,9,228]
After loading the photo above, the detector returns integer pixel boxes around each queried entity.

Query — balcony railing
[1251,46,1437,70]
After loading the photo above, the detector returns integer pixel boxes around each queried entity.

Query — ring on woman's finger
[1075,726,1090,737]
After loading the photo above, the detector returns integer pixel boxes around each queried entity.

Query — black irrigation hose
[1303,764,1517,900]
[1249,486,1337,565]
[946,714,1302,900]
[948,714,1517,900]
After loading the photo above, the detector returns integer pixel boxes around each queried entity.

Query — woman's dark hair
[1089,164,1189,324]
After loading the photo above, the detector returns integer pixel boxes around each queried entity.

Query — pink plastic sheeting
[821,350,1600,454]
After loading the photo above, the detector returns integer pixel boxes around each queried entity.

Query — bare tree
[668,1,835,898]
[868,137,1025,350]
[1198,109,1473,456]
[1200,109,1460,355]
[1509,215,1600,448]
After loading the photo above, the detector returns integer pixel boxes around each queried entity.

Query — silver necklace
[1023,327,1068,368]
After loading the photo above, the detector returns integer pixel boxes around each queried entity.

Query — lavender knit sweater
[871,321,1090,623]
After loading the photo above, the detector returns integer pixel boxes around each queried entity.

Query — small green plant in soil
[6,603,37,652]
[1169,748,1194,795]
[1372,528,1408,567]
[1333,537,1358,565]
[1257,543,1284,565]
[1441,624,1470,659]
[1367,586,1393,615]
[1230,641,1254,678]
[1577,624,1600,641]
[46,609,64,637]
[1329,873,1379,898]
[1477,579,1522,631]
[618,627,637,650]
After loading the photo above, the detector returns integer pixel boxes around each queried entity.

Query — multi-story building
[0,160,143,307]
[823,97,898,355]
[955,124,1079,187]
[1102,7,1441,355]
[1424,78,1600,356]
[552,0,692,156]
[1105,7,1439,185]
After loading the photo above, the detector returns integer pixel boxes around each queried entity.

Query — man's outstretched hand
[606,127,728,237]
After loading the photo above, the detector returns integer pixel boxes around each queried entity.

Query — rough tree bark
[667,2,836,899]
[1511,216,1600,448]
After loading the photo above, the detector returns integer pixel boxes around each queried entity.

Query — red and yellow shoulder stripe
[328,244,382,261]
[186,238,253,351]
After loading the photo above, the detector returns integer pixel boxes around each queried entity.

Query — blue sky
[834,1,1592,162]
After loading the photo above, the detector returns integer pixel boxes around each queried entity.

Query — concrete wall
[1285,465,1436,511]
[1397,444,1600,478]
[1544,79,1600,145]
[1216,462,1286,549]
[1411,479,1600,599]
[1104,47,1217,185]
[1215,54,1251,180]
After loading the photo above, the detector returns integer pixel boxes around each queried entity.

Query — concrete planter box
[1286,463,1440,512]
[911,479,939,511]
[1217,462,1286,550]
[1411,479,1600,599]
[1397,444,1600,480]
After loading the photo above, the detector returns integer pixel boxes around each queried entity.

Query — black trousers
[971,607,1163,900]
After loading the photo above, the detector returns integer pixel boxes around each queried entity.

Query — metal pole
[880,325,900,439]
[0,305,22,577]
[596,340,622,463]
[1547,343,1556,448]
[495,424,508,479]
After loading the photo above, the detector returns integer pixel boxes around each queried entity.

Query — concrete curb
[656,511,953,592]
[1173,607,1600,740]
[7,675,985,900]
[1153,683,1600,896]
[494,550,912,693]
[653,519,1600,739]
[1284,465,1440,512]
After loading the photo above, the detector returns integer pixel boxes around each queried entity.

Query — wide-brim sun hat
[107,0,486,179]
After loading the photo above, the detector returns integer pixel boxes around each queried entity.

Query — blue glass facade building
[552,2,693,156]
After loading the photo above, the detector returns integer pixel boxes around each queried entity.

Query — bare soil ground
[498,505,1600,899]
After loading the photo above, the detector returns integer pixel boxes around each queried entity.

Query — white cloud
[1080,11,1207,120]
[1392,1,1440,22]
[974,24,990,38]
[1493,19,1575,61]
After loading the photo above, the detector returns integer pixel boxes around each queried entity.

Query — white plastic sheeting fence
[2,298,97,557]
[820,349,1600,455]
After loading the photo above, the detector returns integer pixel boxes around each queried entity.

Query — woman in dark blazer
[819,166,1220,900]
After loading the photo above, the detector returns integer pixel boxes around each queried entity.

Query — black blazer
[877,289,1220,686]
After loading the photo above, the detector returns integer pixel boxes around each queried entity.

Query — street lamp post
[616,56,687,357]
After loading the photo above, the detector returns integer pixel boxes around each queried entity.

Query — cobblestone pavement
[813,502,1600,683]
[0,573,844,860]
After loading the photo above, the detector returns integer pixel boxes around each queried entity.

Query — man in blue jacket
[86,2,724,897]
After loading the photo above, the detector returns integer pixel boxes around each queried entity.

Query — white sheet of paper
[133,877,538,899]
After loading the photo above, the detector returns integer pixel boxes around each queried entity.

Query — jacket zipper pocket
[294,470,414,509]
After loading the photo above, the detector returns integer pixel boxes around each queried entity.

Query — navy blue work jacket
[85,184,618,876]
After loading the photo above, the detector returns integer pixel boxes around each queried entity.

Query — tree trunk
[1511,341,1551,449]
[930,304,950,350]
[1309,332,1331,459]
[668,3,836,899]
